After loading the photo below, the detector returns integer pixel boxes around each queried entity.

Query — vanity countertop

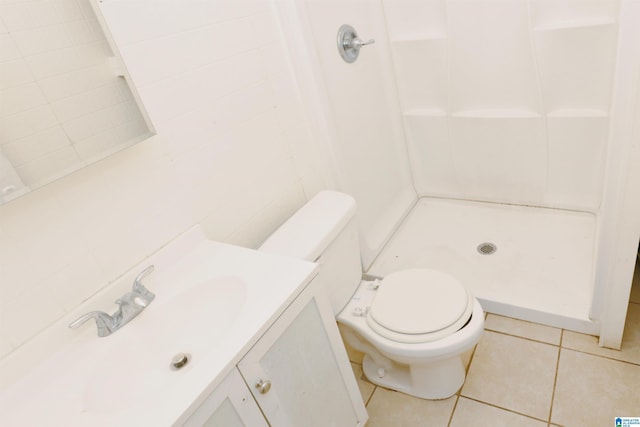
[0,228,318,426]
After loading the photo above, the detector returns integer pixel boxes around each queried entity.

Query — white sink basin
[0,229,317,426]
[83,276,248,413]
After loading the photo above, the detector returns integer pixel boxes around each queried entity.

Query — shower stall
[276,0,640,348]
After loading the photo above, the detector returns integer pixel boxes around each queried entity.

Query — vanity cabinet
[182,369,267,427]
[182,278,367,427]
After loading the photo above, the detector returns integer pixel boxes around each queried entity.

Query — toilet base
[361,353,466,400]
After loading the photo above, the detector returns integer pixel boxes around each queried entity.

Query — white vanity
[182,279,365,426]
[0,227,367,426]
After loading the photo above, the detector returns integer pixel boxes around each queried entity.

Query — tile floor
[349,258,640,427]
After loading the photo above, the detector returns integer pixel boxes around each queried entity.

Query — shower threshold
[367,197,598,334]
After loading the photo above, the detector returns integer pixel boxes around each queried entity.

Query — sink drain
[171,353,191,370]
[477,242,497,255]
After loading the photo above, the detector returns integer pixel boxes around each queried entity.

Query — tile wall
[0,0,149,195]
[0,0,328,358]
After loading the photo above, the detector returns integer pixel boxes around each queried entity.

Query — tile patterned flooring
[349,259,640,427]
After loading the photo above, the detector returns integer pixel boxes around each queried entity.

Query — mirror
[0,0,153,204]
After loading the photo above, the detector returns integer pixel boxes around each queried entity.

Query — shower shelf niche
[403,109,608,119]
[534,17,616,32]
[451,109,541,118]
[547,109,608,118]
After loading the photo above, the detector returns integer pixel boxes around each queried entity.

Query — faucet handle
[132,265,155,298]
[133,264,154,287]
[69,311,115,337]
[68,268,156,338]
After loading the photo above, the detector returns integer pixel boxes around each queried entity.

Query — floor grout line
[457,395,550,424]
[547,330,563,424]
[364,385,377,407]
[484,328,561,347]
[446,395,460,427]
[465,340,479,375]
[558,346,640,367]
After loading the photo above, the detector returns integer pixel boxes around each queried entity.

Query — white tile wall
[14,146,84,187]
[136,51,265,124]
[0,33,21,62]
[0,0,151,190]
[2,127,72,167]
[38,63,114,101]
[0,0,84,32]
[0,59,34,90]
[74,116,148,163]
[0,105,59,143]
[25,41,111,80]
[0,83,47,117]
[51,80,126,123]
[0,0,327,358]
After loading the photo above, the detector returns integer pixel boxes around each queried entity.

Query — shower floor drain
[477,242,497,255]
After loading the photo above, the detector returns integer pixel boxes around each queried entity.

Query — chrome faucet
[69,265,156,337]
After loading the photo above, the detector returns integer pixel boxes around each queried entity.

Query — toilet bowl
[337,269,484,399]
[260,191,484,399]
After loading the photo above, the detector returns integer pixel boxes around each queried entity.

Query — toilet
[260,191,484,399]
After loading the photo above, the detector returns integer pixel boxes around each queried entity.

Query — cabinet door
[238,278,367,427]
[181,368,268,427]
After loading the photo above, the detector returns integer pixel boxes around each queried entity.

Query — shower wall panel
[384,0,620,212]
[298,0,417,269]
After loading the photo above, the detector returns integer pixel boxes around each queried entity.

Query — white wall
[0,0,149,193]
[386,0,619,212]
[592,0,640,348]
[284,0,417,268]
[0,0,329,359]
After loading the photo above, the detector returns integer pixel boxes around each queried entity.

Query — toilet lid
[366,269,473,344]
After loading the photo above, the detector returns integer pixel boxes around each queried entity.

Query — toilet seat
[366,269,473,344]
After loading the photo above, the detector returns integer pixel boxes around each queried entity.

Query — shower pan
[368,197,597,333]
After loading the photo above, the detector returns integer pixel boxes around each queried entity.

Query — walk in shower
[278,0,640,345]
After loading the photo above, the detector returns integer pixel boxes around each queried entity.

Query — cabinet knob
[255,379,272,394]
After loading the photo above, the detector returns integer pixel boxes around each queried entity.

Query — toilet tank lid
[259,191,357,261]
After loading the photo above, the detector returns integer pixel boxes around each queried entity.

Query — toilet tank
[260,191,362,314]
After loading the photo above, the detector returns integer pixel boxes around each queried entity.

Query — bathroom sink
[0,229,318,426]
[82,276,247,413]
